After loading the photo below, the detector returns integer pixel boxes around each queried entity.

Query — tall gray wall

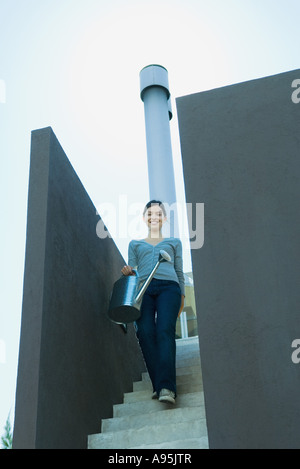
[13,127,145,449]
[176,69,300,448]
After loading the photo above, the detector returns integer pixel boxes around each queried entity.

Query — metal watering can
[108,249,171,324]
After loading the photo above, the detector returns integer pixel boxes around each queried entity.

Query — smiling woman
[121,200,185,404]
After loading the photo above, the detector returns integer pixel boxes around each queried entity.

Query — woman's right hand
[121,265,136,276]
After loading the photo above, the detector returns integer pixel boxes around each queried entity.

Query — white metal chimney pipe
[140,64,178,237]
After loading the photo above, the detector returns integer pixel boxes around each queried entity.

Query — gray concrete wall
[13,127,145,449]
[176,69,300,448]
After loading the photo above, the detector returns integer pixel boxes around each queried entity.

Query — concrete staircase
[88,336,208,449]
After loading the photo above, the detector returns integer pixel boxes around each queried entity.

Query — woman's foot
[158,388,176,404]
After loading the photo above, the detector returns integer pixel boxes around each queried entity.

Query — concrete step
[176,339,200,355]
[124,381,203,403]
[102,405,206,433]
[88,417,208,449]
[176,347,200,360]
[129,436,209,450]
[176,343,200,357]
[176,355,201,368]
[141,364,201,383]
[87,337,209,450]
[176,337,199,348]
[113,391,204,418]
[134,372,202,392]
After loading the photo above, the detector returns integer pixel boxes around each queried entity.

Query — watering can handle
[121,267,138,277]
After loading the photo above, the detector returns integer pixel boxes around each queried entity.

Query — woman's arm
[121,241,137,276]
[174,239,185,317]
[178,295,185,317]
[174,239,185,297]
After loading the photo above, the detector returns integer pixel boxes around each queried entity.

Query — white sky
[0,0,299,438]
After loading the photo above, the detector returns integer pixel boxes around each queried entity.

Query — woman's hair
[143,200,167,217]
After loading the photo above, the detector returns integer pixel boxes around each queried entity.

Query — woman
[121,200,185,404]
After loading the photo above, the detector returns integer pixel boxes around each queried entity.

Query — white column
[140,65,178,237]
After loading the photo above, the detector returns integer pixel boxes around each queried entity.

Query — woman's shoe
[158,388,176,404]
[152,391,158,399]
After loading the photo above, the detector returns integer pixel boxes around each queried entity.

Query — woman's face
[143,205,166,233]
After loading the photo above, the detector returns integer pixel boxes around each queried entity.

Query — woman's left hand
[178,295,185,317]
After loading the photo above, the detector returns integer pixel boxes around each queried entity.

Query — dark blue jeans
[135,278,182,396]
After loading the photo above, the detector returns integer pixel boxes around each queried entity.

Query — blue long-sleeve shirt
[128,238,185,296]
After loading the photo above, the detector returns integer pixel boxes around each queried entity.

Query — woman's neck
[147,231,163,239]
